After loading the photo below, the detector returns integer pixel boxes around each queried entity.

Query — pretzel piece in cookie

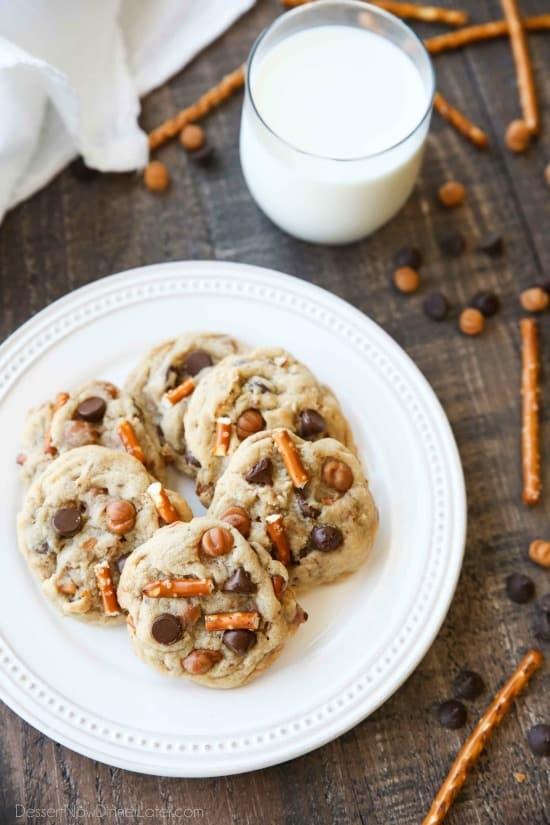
[266,515,291,566]
[44,392,70,455]
[147,481,180,524]
[94,561,121,617]
[143,577,214,598]
[117,420,146,464]
[214,417,232,457]
[520,318,541,506]
[422,649,543,825]
[164,377,195,405]
[205,611,260,631]
[501,0,539,134]
[273,429,309,487]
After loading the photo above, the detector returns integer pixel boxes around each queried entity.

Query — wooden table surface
[1,1,549,823]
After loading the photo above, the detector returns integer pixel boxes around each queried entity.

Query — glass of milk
[240,0,435,245]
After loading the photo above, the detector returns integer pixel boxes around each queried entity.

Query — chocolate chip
[505,572,535,603]
[185,451,201,468]
[76,396,107,422]
[190,144,215,165]
[394,245,422,270]
[69,157,99,181]
[470,291,500,318]
[298,409,327,439]
[437,699,467,729]
[453,669,484,700]
[223,629,257,655]
[183,349,212,377]
[310,525,343,552]
[477,232,503,256]
[151,613,182,645]
[527,724,550,756]
[245,457,273,485]
[52,507,82,538]
[423,291,449,321]
[35,541,51,555]
[534,594,550,641]
[223,567,256,593]
[116,554,131,574]
[296,493,320,519]
[438,230,466,258]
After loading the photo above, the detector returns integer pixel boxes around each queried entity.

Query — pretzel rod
[422,649,543,825]
[94,561,121,617]
[148,64,245,151]
[214,417,232,457]
[117,420,146,464]
[272,430,309,487]
[520,318,541,506]
[281,0,468,25]
[204,611,260,631]
[425,15,550,55]
[147,481,180,524]
[44,392,69,455]
[266,514,291,566]
[433,92,490,149]
[164,377,195,405]
[143,577,214,598]
[501,0,539,134]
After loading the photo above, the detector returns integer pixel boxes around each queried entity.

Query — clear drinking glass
[239,0,435,245]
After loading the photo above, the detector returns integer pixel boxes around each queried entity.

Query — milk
[240,14,433,244]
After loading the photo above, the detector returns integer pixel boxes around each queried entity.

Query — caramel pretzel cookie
[184,347,356,505]
[125,333,244,474]
[209,429,378,589]
[18,380,167,486]
[17,446,192,624]
[117,516,304,688]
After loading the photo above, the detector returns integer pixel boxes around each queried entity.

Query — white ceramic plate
[0,261,465,777]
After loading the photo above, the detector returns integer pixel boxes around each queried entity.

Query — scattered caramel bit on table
[520,287,548,313]
[500,0,539,135]
[394,266,420,294]
[180,124,205,151]
[528,539,550,568]
[520,318,541,507]
[144,160,170,192]
[513,771,527,783]
[505,119,531,153]
[438,181,466,207]
[459,308,484,336]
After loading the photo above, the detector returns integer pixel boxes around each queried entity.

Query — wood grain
[1,1,549,823]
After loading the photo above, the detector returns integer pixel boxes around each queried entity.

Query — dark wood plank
[1,1,549,824]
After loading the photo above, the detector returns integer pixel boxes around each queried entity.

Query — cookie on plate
[209,429,378,589]
[184,347,356,505]
[17,446,192,624]
[18,380,167,486]
[117,516,306,688]
[125,333,244,474]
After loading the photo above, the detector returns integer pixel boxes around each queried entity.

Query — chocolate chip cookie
[17,446,192,624]
[18,380,166,486]
[125,333,244,474]
[184,347,356,505]
[209,429,377,589]
[117,516,305,688]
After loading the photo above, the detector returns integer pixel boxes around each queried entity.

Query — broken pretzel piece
[143,577,214,598]
[214,417,232,457]
[433,92,489,149]
[164,376,195,405]
[117,420,146,464]
[94,561,121,617]
[520,318,541,506]
[272,429,309,487]
[266,514,291,566]
[424,14,550,55]
[147,481,180,524]
[281,0,468,26]
[205,611,260,632]
[44,392,69,455]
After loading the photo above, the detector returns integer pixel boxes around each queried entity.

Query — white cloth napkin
[0,0,255,222]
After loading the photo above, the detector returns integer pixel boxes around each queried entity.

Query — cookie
[209,429,378,589]
[17,446,192,624]
[18,380,167,486]
[117,516,305,688]
[125,333,244,474]
[184,347,356,505]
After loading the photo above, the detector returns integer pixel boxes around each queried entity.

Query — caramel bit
[236,408,265,440]
[528,539,550,568]
[220,505,251,538]
[106,499,136,535]
[545,163,550,186]
[180,124,205,151]
[459,308,484,336]
[520,287,548,313]
[144,160,170,192]
[393,266,419,294]
[182,649,222,675]
[438,181,466,208]
[513,771,527,783]
[322,458,354,492]
[200,526,234,557]
[505,119,531,153]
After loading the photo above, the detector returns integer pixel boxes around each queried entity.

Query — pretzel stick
[433,92,490,149]
[281,0,468,25]
[422,649,543,825]
[117,420,146,464]
[500,0,539,134]
[214,417,232,457]
[148,64,245,151]
[204,611,260,631]
[94,561,121,617]
[520,318,541,506]
[147,481,180,523]
[272,430,309,487]
[266,514,291,566]
[164,377,195,405]
[44,392,69,455]
[143,577,214,598]
[425,15,550,55]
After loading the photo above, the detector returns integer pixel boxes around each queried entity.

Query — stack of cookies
[16,333,378,689]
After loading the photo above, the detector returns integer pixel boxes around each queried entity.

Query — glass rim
[245,0,436,163]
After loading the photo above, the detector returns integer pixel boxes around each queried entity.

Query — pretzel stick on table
[433,92,489,149]
[422,649,544,825]
[281,0,468,25]
[425,15,550,55]
[521,318,541,506]
[500,0,539,134]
